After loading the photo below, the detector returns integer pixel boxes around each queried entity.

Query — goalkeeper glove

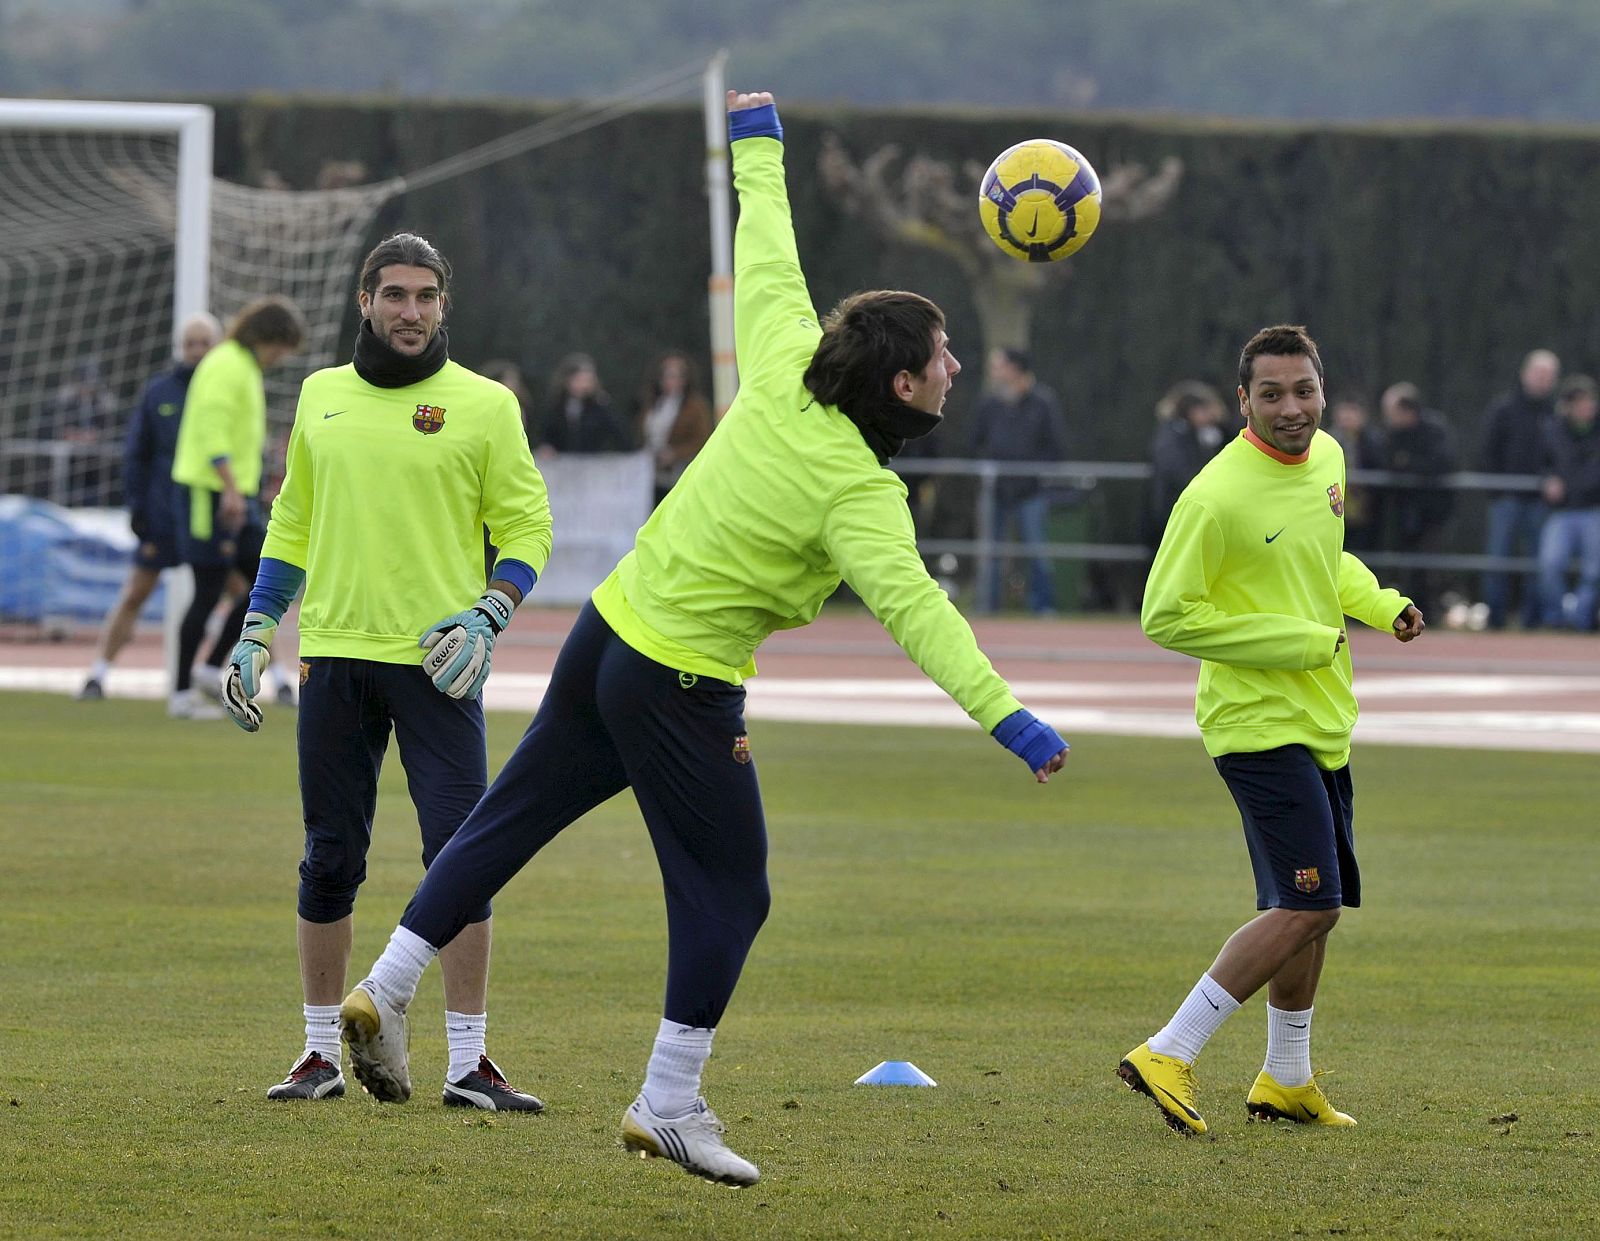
[419,588,515,701]
[992,708,1069,774]
[222,611,278,733]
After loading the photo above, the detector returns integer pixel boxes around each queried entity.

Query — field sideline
[1,688,1595,1239]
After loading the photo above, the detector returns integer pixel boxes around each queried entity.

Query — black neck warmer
[841,400,944,465]
[353,319,450,388]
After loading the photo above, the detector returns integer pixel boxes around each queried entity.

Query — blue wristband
[489,557,538,599]
[992,708,1069,771]
[247,556,305,623]
[729,103,782,143]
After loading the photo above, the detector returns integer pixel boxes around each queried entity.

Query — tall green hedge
[215,95,1600,461]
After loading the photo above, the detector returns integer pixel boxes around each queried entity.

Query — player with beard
[224,233,553,1113]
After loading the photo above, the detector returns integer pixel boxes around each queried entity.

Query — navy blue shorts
[1214,745,1357,911]
[295,657,490,925]
[400,601,770,1030]
[175,486,264,570]
[131,503,182,571]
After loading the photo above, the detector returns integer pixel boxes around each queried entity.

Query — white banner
[532,451,653,603]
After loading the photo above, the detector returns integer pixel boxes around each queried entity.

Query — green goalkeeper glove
[419,588,515,700]
[222,611,277,733]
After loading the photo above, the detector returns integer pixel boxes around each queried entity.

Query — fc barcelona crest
[413,404,446,434]
[1327,483,1344,517]
[1294,867,1321,894]
[732,734,752,764]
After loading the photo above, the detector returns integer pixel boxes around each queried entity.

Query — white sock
[1148,972,1242,1064]
[641,1018,714,1118]
[366,925,437,1010]
[1263,1004,1314,1087]
[445,1011,487,1083]
[89,658,109,681]
[266,661,290,693]
[303,1003,341,1063]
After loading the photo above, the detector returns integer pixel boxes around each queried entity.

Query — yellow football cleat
[1117,1042,1208,1136]
[1246,1071,1356,1126]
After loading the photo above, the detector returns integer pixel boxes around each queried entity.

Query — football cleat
[1117,1042,1208,1136]
[620,1094,760,1187]
[443,1055,544,1112]
[77,677,105,701]
[340,981,412,1103]
[266,1050,345,1101]
[274,683,297,708]
[1246,1071,1356,1126]
[168,689,225,720]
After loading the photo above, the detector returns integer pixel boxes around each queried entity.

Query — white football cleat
[620,1094,760,1187]
[340,981,412,1103]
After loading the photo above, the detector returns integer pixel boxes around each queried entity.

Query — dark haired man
[1120,324,1424,1136]
[169,296,307,718]
[334,92,1068,1187]
[968,346,1070,614]
[223,233,553,1112]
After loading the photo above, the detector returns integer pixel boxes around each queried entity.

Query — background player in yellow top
[333,90,1069,1187]
[1120,324,1425,1135]
[223,233,553,1110]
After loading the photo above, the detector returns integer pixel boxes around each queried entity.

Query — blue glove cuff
[729,103,782,143]
[992,708,1069,771]
[248,556,305,623]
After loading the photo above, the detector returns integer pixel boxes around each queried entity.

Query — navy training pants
[400,602,770,1029]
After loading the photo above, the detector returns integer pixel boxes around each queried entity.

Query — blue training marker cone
[854,1060,937,1086]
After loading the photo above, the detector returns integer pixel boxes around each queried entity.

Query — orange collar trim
[1243,425,1310,465]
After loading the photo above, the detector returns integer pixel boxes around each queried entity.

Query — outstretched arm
[727,88,820,386]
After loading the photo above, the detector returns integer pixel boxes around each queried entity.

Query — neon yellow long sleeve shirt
[170,339,266,496]
[1141,427,1411,768]
[262,360,551,663]
[591,133,1023,732]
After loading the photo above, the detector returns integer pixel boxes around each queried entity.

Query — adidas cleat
[1117,1042,1208,1136]
[620,1094,759,1187]
[266,1050,345,1101]
[340,981,412,1103]
[443,1055,544,1112]
[1247,1070,1356,1126]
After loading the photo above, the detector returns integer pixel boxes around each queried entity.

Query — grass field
[2,690,1596,1240]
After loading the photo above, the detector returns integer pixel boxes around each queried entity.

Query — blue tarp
[0,495,164,624]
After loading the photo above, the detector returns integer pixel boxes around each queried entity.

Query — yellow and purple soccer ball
[978,138,1102,263]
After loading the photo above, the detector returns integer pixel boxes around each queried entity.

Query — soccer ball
[978,139,1102,263]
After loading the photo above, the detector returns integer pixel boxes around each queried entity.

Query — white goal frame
[0,98,213,352]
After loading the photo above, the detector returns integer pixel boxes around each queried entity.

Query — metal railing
[894,457,1548,613]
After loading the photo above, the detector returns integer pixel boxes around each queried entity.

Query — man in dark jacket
[968,347,1069,613]
[1536,375,1600,630]
[1480,349,1558,629]
[1378,383,1458,623]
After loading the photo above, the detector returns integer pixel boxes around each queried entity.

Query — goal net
[0,100,394,632]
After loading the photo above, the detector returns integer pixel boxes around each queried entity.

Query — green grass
[1,691,1596,1239]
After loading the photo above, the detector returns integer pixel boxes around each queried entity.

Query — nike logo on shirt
[323,410,346,419]
[1265,528,1285,543]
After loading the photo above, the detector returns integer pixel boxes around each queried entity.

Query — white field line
[5,665,1600,753]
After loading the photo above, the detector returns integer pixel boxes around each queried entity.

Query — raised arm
[727,89,820,386]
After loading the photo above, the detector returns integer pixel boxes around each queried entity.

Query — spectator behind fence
[967,346,1069,614]
[1480,348,1559,629]
[1144,379,1226,546]
[635,350,713,506]
[1536,374,1600,631]
[1377,382,1459,623]
[1325,395,1385,553]
[536,352,631,455]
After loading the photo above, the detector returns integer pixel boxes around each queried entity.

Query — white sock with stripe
[1263,1004,1314,1087]
[1148,972,1241,1063]
[445,1011,488,1083]
[641,1019,714,1118]
[302,1003,342,1064]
